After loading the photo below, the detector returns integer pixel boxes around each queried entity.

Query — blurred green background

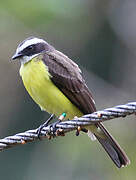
[0,0,136,179]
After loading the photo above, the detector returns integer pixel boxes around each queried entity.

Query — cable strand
[0,101,136,151]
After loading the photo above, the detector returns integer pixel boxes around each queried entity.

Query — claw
[97,113,102,118]
[21,139,26,144]
[56,129,65,136]
[47,135,52,140]
[81,128,88,133]
[76,126,81,136]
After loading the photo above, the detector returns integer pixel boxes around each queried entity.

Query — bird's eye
[28,45,33,50]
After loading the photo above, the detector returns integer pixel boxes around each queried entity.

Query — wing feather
[41,50,96,114]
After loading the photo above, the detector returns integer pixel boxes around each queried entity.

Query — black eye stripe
[19,42,54,57]
[21,43,45,56]
[21,45,35,56]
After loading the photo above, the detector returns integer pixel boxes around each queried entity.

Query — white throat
[20,54,39,65]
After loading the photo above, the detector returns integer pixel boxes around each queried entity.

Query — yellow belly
[19,58,83,119]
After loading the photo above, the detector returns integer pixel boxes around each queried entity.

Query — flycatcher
[12,37,130,168]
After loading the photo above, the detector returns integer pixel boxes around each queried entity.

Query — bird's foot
[73,116,81,136]
[81,128,88,133]
[76,126,88,136]
[37,114,54,139]
[50,112,66,137]
[56,128,65,136]
[74,116,88,136]
[50,120,62,137]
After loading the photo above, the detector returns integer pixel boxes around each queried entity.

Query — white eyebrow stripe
[17,38,45,53]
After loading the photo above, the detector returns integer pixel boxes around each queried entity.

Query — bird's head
[12,37,53,64]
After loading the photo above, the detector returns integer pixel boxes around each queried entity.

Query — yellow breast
[19,57,82,119]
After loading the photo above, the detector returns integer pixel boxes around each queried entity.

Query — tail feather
[92,123,130,168]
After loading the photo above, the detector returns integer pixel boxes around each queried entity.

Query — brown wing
[41,49,96,114]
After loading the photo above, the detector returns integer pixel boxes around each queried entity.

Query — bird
[12,37,130,168]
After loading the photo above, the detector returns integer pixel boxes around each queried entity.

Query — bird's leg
[51,113,66,136]
[37,114,55,139]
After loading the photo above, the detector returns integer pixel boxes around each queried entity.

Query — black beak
[12,52,23,60]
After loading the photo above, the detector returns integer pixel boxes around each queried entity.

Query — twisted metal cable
[0,102,136,151]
